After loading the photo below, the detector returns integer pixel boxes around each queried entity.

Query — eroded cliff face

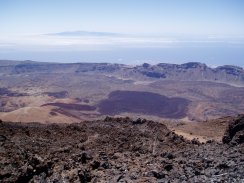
[0,116,243,182]
[0,61,244,85]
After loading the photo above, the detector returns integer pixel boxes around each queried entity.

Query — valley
[0,60,243,124]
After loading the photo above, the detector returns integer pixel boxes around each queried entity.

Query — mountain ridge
[0,60,243,86]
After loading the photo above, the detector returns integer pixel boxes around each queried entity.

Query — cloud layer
[1,31,244,52]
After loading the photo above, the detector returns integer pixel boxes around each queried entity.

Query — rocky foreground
[0,116,243,183]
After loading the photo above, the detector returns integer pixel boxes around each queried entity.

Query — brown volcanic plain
[0,60,244,124]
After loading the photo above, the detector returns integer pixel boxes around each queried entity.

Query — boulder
[223,114,244,145]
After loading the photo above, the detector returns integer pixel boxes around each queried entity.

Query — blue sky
[0,0,244,66]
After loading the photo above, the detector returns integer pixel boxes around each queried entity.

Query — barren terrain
[0,116,243,182]
[0,61,244,123]
[0,61,244,182]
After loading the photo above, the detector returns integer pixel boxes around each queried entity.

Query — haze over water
[0,0,244,67]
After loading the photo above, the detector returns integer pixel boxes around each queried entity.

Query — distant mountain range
[0,60,243,85]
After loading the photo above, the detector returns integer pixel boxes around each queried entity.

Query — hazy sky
[0,0,244,66]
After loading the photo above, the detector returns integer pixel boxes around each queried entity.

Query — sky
[0,0,244,67]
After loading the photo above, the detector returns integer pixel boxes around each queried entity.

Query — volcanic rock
[0,117,243,182]
[223,114,244,144]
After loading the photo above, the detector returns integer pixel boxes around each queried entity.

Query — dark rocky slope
[223,114,244,145]
[0,116,243,182]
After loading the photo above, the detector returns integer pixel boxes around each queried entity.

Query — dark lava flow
[98,90,190,118]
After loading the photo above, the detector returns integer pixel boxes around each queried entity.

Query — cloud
[0,32,177,51]
[0,31,243,52]
[44,31,125,37]
[0,43,16,47]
